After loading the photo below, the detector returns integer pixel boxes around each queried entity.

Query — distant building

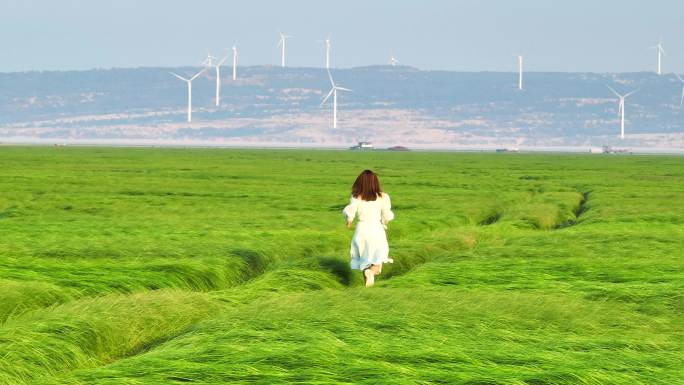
[349,141,374,150]
[387,146,410,151]
[602,145,631,154]
[495,147,519,153]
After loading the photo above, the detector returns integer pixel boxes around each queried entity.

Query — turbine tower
[206,53,230,107]
[675,74,684,106]
[232,44,238,81]
[607,86,638,140]
[388,54,399,67]
[650,38,666,75]
[170,68,207,123]
[321,70,352,128]
[320,36,332,69]
[517,55,524,90]
[278,32,293,68]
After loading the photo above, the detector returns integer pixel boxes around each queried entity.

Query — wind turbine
[202,51,216,67]
[675,74,684,106]
[319,36,332,69]
[650,38,666,75]
[231,44,238,80]
[517,55,524,90]
[607,86,638,140]
[277,32,293,67]
[321,70,352,128]
[205,52,230,107]
[170,68,207,123]
[388,54,399,67]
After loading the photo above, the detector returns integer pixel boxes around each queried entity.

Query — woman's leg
[371,264,382,276]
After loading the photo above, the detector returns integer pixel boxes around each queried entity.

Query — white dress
[343,193,395,270]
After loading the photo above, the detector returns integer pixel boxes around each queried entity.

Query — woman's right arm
[381,193,395,225]
[343,196,358,227]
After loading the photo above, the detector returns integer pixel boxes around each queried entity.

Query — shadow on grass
[555,191,591,229]
[230,248,270,279]
[316,256,355,286]
[478,211,502,226]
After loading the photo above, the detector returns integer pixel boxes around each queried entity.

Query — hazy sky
[2,0,683,73]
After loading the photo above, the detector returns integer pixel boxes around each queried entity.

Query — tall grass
[0,147,682,384]
[0,290,219,385]
[0,279,73,323]
[58,289,680,384]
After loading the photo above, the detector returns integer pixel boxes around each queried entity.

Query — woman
[343,170,394,287]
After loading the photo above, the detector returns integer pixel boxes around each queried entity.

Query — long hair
[352,170,383,201]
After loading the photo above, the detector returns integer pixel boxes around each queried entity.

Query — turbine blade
[326,69,334,87]
[676,73,684,82]
[170,72,189,81]
[624,89,639,98]
[218,55,230,65]
[336,87,352,92]
[606,85,620,98]
[321,88,335,106]
[189,68,207,81]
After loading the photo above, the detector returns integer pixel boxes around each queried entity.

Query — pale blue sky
[1,0,683,73]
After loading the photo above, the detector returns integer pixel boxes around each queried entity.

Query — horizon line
[0,65,678,76]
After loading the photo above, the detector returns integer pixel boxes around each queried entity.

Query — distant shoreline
[1,137,682,155]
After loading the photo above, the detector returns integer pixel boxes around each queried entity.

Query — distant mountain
[0,66,682,149]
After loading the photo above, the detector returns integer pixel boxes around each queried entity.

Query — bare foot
[364,269,375,287]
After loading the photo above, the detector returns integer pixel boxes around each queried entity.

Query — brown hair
[352,169,383,201]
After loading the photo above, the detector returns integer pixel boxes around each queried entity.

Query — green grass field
[0,146,682,384]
